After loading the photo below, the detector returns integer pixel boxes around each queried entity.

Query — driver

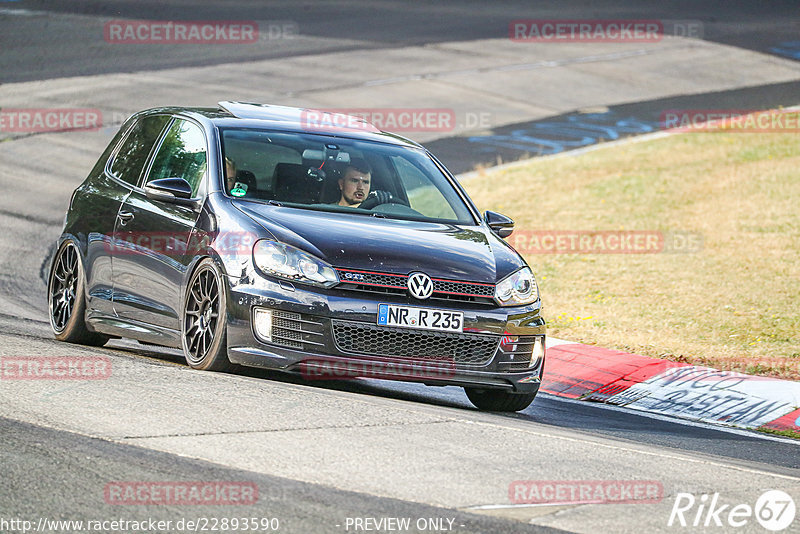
[336,159,393,208]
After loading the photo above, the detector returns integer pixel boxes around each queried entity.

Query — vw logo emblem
[407,272,434,300]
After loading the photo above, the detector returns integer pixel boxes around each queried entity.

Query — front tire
[464,388,536,412]
[47,241,109,346]
[181,259,232,371]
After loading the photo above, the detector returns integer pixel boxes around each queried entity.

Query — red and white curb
[543,337,800,434]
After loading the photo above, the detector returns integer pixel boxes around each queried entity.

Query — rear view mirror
[484,210,514,238]
[301,149,324,161]
[302,149,351,164]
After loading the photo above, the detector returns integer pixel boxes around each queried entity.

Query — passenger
[224,157,237,192]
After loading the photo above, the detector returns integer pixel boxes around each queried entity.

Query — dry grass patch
[464,133,800,379]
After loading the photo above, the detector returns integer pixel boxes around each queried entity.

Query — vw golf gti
[47,101,546,411]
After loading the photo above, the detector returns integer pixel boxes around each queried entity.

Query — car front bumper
[225,276,546,394]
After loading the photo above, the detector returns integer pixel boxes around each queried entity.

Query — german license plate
[377,304,463,333]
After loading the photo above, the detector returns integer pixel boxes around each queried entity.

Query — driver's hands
[359,190,393,209]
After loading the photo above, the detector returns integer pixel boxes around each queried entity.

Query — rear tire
[47,241,110,346]
[464,388,536,412]
[181,259,232,372]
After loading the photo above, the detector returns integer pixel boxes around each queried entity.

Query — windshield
[219,128,475,224]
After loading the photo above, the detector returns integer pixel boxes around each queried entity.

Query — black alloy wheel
[182,259,231,371]
[48,241,109,346]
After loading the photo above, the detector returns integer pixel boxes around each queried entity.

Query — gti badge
[344,272,364,281]
[407,272,434,299]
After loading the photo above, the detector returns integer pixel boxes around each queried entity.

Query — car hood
[235,203,524,283]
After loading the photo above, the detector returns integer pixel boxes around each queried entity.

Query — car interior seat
[319,163,344,204]
[272,163,324,204]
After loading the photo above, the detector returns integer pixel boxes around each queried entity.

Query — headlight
[494,267,539,306]
[253,240,339,288]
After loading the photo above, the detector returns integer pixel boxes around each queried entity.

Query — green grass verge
[757,427,800,440]
[463,131,800,380]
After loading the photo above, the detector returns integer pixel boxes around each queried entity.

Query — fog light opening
[253,307,273,343]
[529,336,545,368]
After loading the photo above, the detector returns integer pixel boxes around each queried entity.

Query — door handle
[117,211,134,225]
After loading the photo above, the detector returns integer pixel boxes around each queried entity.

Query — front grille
[271,310,325,350]
[345,284,406,297]
[339,270,407,287]
[335,268,495,304]
[432,279,494,297]
[331,320,500,366]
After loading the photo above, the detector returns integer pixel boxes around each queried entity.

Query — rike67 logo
[669,490,796,531]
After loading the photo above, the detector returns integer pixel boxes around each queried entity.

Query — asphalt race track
[1,2,799,533]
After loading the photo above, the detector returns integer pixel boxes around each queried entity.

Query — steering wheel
[360,190,409,209]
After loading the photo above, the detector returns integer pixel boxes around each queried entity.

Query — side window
[146,119,207,196]
[109,115,170,185]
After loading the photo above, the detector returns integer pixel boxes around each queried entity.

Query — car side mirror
[484,210,514,238]
[145,177,200,209]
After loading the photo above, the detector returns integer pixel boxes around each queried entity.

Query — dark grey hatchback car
[48,101,546,411]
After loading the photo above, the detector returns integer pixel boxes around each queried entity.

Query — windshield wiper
[370,212,386,218]
[268,200,283,207]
